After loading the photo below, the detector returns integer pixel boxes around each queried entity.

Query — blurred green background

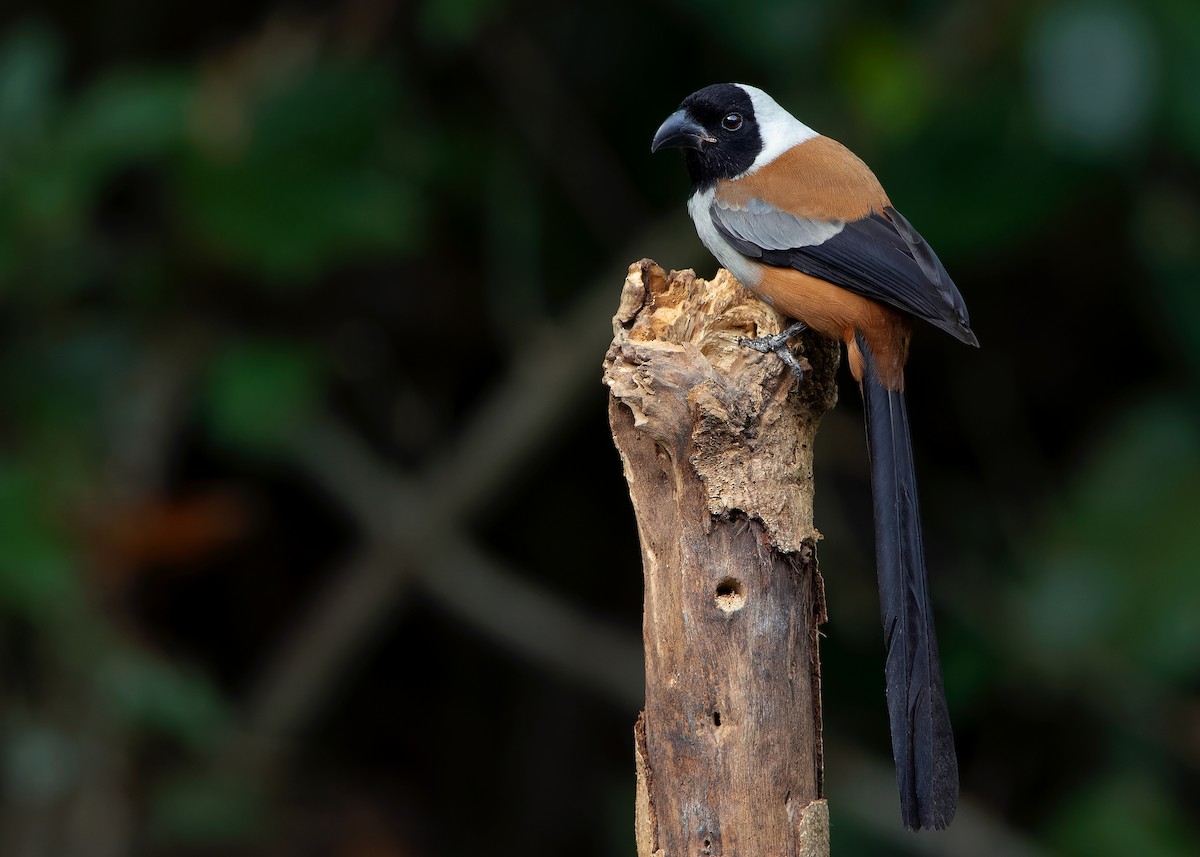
[1,0,1199,855]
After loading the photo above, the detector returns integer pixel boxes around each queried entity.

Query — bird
[651,83,976,831]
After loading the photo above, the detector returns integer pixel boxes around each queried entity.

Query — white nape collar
[735,84,818,177]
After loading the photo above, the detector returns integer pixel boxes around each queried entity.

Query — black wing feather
[712,205,978,346]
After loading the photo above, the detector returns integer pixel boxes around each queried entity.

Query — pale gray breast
[686,187,763,288]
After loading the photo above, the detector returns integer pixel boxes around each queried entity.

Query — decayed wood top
[604,259,838,554]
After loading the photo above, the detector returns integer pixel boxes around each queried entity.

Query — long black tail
[857,333,959,830]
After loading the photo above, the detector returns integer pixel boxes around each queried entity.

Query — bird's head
[651,84,761,189]
[651,83,816,191]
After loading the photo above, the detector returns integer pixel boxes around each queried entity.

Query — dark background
[2,1,1199,855]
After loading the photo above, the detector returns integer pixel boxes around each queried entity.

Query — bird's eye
[721,112,743,131]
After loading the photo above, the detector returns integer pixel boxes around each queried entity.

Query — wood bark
[603,260,840,857]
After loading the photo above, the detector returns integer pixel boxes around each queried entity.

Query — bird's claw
[739,321,809,380]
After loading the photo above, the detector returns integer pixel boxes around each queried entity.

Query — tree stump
[604,260,840,857]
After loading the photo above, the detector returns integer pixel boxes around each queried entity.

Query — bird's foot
[739,321,809,379]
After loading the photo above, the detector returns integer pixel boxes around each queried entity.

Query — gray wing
[711,195,845,250]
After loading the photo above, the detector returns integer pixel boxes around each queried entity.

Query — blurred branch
[104,332,209,505]
[421,219,695,522]
[284,415,644,705]
[245,223,695,754]
[244,544,416,742]
[420,538,643,704]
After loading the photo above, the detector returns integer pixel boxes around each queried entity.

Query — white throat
[687,186,761,288]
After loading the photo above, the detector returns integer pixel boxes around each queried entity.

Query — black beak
[651,110,714,153]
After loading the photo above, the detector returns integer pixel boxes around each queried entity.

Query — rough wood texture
[604,260,840,857]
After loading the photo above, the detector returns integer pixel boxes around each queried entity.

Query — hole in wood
[714,577,745,612]
[712,710,721,727]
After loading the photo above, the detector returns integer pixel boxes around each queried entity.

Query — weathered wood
[604,260,839,857]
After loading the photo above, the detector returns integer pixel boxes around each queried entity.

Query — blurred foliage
[203,339,324,449]
[0,0,1198,855]
[1018,398,1200,681]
